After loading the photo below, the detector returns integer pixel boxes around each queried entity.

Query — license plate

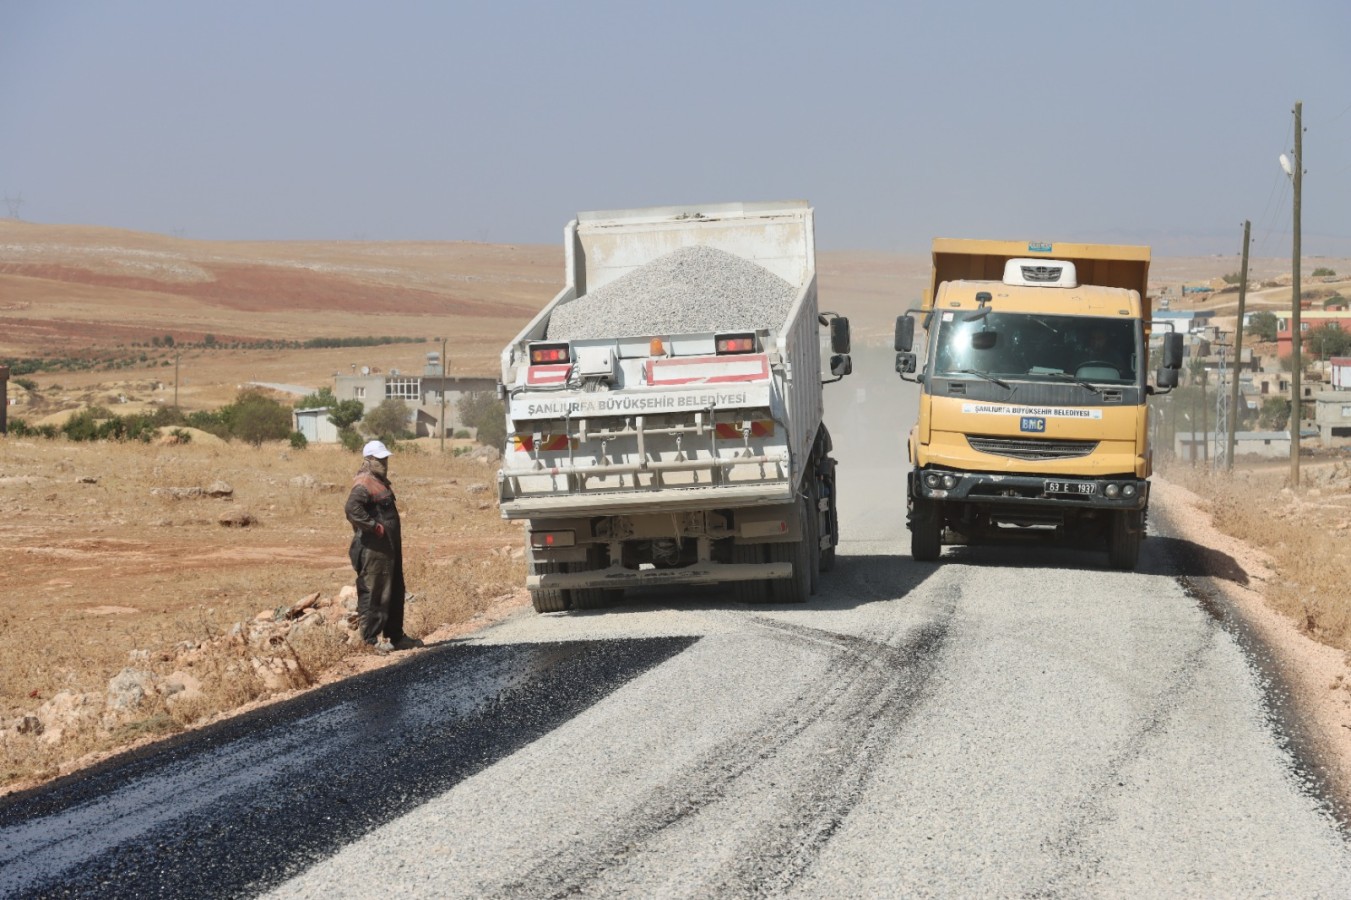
[1045,480,1096,496]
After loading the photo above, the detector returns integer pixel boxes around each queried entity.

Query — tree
[328,399,365,431]
[295,385,338,410]
[362,399,412,441]
[458,391,506,448]
[1258,397,1291,431]
[224,390,293,446]
[1246,311,1278,343]
[1312,267,1337,277]
[1305,323,1351,361]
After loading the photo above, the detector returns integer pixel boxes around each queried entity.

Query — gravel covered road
[5,374,1351,897]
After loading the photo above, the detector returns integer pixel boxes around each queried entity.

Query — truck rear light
[649,337,666,357]
[529,343,571,365]
[716,333,756,354]
[529,530,576,549]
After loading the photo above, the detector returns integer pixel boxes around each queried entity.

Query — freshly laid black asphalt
[0,637,694,899]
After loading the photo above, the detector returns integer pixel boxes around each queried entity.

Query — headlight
[924,472,941,488]
[1104,483,1120,498]
[942,474,958,489]
[1122,484,1137,498]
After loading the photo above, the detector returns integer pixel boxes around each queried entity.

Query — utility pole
[174,353,180,407]
[1227,220,1251,470]
[1290,100,1304,486]
[1214,332,1228,468]
[439,337,449,454]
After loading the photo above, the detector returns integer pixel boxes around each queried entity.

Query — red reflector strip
[512,434,570,452]
[646,353,769,385]
[714,420,774,439]
[525,364,572,385]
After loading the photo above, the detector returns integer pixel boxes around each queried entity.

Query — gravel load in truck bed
[545,245,800,341]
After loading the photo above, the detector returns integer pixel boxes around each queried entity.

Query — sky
[2,0,1349,256]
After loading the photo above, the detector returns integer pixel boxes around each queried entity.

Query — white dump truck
[497,201,852,612]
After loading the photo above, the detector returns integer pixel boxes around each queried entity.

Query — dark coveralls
[344,471,406,644]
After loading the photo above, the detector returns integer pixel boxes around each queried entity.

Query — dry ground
[0,436,523,791]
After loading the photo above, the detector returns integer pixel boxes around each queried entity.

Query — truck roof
[926,238,1150,311]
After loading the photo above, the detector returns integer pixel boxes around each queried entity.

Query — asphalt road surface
[3,373,1350,897]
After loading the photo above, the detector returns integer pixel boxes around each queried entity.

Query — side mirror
[1156,366,1179,389]
[894,315,915,352]
[1161,332,1184,369]
[895,352,916,375]
[830,317,851,355]
[830,354,853,378]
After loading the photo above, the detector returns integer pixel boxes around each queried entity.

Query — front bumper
[911,469,1149,511]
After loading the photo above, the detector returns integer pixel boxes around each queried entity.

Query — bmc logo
[1021,417,1047,433]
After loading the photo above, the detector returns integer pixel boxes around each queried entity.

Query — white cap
[362,440,392,459]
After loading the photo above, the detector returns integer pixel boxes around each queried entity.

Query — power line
[2,195,22,219]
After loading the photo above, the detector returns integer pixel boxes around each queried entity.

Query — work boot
[391,635,424,651]
[372,638,394,654]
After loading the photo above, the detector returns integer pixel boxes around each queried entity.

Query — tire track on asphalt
[499,554,956,898]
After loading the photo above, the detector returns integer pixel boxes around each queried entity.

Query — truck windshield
[932,312,1138,384]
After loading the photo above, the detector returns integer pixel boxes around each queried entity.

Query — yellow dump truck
[894,239,1183,570]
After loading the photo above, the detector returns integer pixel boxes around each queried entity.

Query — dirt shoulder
[1152,474,1351,810]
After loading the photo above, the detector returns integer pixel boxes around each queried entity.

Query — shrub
[288,431,309,450]
[1312,267,1337,277]
[13,377,37,392]
[338,427,364,452]
[362,399,413,442]
[1222,272,1242,285]
[458,391,506,448]
[295,386,337,410]
[453,429,470,440]
[224,390,293,447]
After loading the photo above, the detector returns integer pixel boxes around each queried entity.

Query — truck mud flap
[526,561,791,591]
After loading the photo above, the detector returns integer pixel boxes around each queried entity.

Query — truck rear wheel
[730,542,769,604]
[806,480,822,593]
[573,547,620,610]
[768,496,813,604]
[911,498,942,562]
[529,560,572,613]
[1107,510,1141,571]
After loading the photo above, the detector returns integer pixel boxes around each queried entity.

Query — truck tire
[573,547,620,610]
[730,542,769,604]
[806,479,822,593]
[911,498,942,562]
[529,560,572,613]
[768,496,813,604]
[1108,510,1142,571]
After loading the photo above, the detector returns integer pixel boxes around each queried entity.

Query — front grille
[967,435,1098,460]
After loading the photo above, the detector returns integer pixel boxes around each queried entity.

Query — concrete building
[1314,390,1351,443]
[293,408,341,444]
[335,352,497,438]
[1275,309,1351,358]
[1174,430,1295,462]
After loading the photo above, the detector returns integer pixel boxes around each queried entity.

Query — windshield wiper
[955,368,1012,389]
[1046,372,1105,395]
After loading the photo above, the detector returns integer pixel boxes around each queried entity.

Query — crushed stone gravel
[545,246,799,341]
